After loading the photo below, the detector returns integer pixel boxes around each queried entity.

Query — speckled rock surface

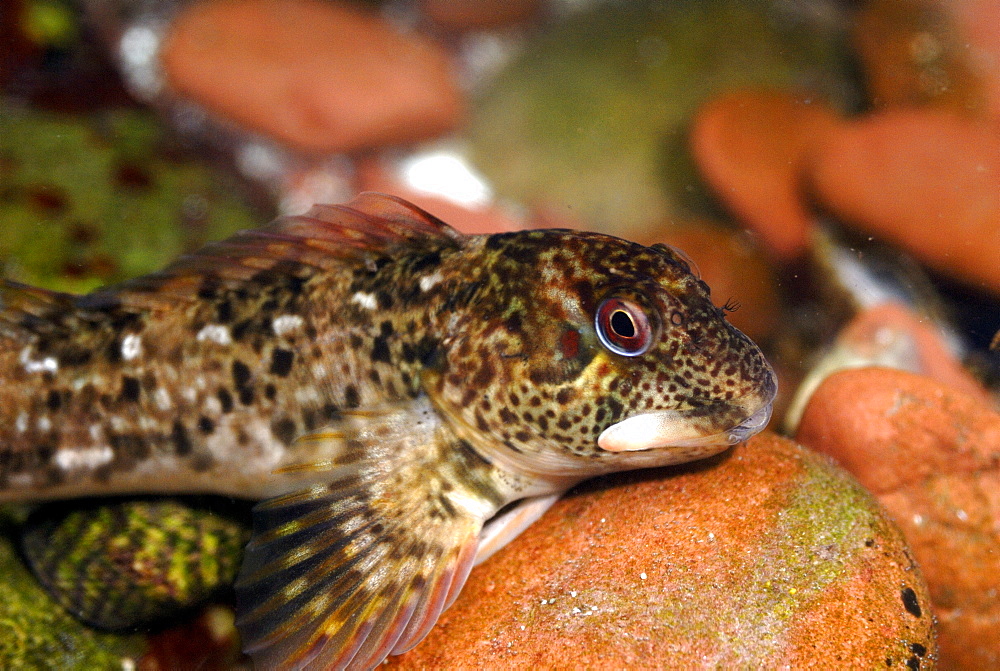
[796,367,1000,669]
[161,0,463,153]
[390,433,936,669]
[0,531,143,668]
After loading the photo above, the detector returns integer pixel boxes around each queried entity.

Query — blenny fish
[0,193,776,668]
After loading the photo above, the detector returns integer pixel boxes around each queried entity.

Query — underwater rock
[420,0,541,30]
[853,0,989,115]
[161,0,464,154]
[390,433,936,668]
[796,367,1000,669]
[784,302,990,432]
[0,531,143,668]
[690,89,841,259]
[467,0,854,239]
[21,498,249,631]
[0,106,258,294]
[809,109,1000,293]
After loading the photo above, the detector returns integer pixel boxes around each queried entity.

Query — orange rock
[690,89,841,260]
[796,367,1000,668]
[809,109,1000,293]
[161,0,464,154]
[420,0,541,30]
[391,433,936,668]
[853,0,988,114]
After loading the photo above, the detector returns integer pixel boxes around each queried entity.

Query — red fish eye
[595,298,653,356]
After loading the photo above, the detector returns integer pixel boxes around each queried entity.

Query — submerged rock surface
[392,433,936,668]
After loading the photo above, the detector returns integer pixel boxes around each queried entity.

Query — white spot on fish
[36,416,51,433]
[196,324,232,345]
[155,387,172,411]
[15,412,28,433]
[419,271,444,292]
[204,395,222,415]
[121,334,143,361]
[273,314,305,336]
[350,292,378,310]
[20,347,58,374]
[54,445,114,471]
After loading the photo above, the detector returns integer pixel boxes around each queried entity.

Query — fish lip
[597,398,774,453]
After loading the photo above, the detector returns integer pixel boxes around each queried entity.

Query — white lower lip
[597,402,773,453]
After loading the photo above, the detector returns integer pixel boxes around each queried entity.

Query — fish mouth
[597,398,774,453]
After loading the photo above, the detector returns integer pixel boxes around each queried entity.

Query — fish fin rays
[106,192,463,307]
[0,280,76,334]
[474,493,562,566]
[235,396,500,669]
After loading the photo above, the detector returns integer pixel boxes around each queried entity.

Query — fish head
[435,230,777,476]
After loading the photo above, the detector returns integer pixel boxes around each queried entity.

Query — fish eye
[595,298,653,356]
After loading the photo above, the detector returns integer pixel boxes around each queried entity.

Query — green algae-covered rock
[468,0,855,239]
[0,105,261,294]
[0,532,143,668]
[392,433,937,668]
[21,498,251,631]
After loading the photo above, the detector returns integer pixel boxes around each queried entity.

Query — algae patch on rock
[390,433,936,668]
[0,531,143,668]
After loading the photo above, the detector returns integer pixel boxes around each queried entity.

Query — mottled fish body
[0,193,776,669]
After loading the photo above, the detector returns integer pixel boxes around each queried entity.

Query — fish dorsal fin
[109,192,463,307]
[0,280,77,335]
[234,395,503,669]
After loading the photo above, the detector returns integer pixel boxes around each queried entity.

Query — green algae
[0,105,261,294]
[469,0,855,238]
[21,498,251,631]
[0,533,143,669]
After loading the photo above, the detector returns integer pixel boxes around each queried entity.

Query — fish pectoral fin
[235,414,498,669]
[474,493,562,566]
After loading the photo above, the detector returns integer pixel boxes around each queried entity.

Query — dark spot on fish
[232,319,253,342]
[499,408,516,424]
[906,657,920,670]
[323,403,341,421]
[605,398,623,422]
[371,336,391,364]
[344,386,360,409]
[217,388,234,413]
[232,360,252,389]
[410,251,441,273]
[239,387,255,405]
[514,430,531,442]
[170,421,193,456]
[46,390,62,411]
[349,334,363,349]
[472,361,495,389]
[198,416,215,434]
[376,290,393,310]
[59,346,92,367]
[191,453,215,472]
[270,348,294,377]
[109,432,149,465]
[216,299,233,322]
[272,418,297,444]
[901,586,922,618]
[556,387,578,405]
[105,340,122,364]
[909,643,926,657]
[265,383,277,400]
[120,376,141,403]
